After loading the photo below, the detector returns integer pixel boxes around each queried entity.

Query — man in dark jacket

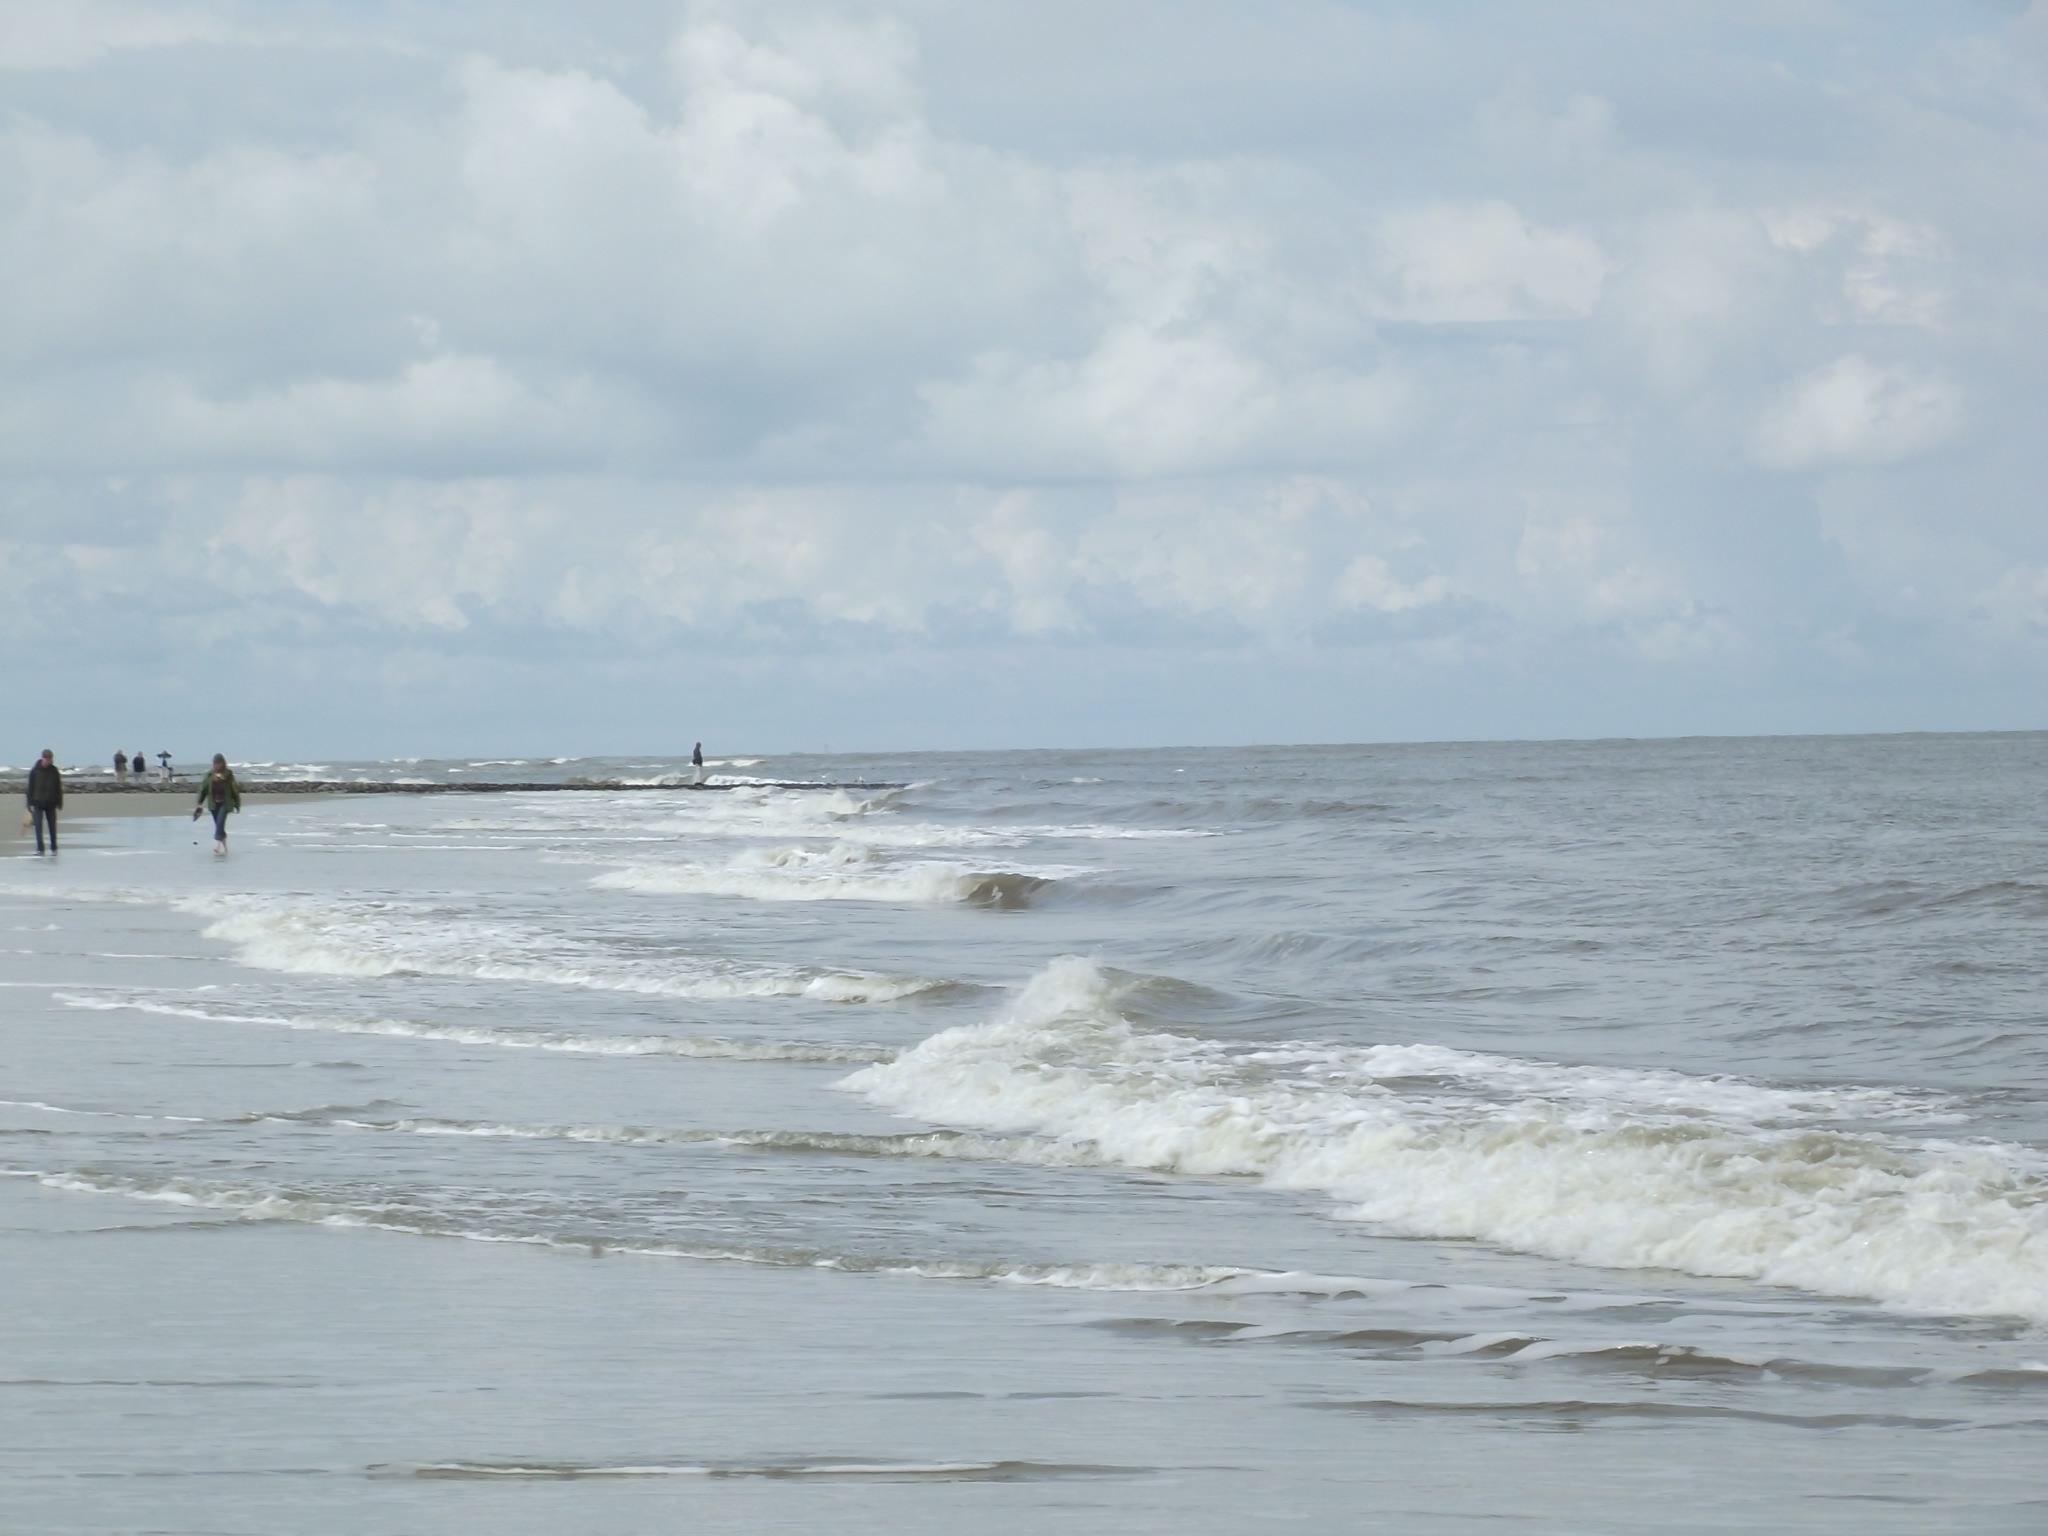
[26,749,62,854]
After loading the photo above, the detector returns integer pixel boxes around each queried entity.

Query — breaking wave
[170,893,946,1002]
[592,844,1078,907]
[435,783,916,840]
[841,958,2048,1323]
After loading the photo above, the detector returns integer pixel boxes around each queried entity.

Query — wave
[168,893,947,1002]
[45,1159,2028,1403]
[434,793,956,849]
[0,1095,211,1125]
[398,1459,1123,1482]
[1840,878,2048,923]
[1097,1317,2046,1394]
[591,844,1079,908]
[438,794,1018,853]
[33,1150,2048,1410]
[1311,1399,1995,1432]
[255,1110,1097,1165]
[53,994,891,1062]
[841,959,2048,1324]
[15,1167,1299,1291]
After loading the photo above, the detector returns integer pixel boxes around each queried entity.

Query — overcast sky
[3,0,2044,757]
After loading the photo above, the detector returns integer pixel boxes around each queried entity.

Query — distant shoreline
[0,778,899,798]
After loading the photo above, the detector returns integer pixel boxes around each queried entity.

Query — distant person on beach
[133,750,146,785]
[157,751,172,781]
[192,754,242,854]
[26,749,63,854]
[692,741,705,784]
[113,750,128,781]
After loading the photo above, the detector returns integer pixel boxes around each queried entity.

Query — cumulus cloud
[1,0,2044,747]
[1375,201,1609,324]
[1752,355,1961,469]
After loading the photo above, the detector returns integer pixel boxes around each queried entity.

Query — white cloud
[1336,554,1446,614]
[1514,500,1680,621]
[0,0,2044,743]
[1760,207,1951,329]
[1751,354,1961,469]
[1375,201,1609,324]
[197,478,564,630]
[1599,207,1795,399]
[157,355,654,470]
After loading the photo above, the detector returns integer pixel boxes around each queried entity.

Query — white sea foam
[168,893,945,1002]
[592,843,1085,907]
[0,1164,1803,1331]
[432,785,897,836]
[842,959,2048,1323]
[419,777,1200,859]
[1226,1038,1957,1123]
[54,994,893,1062]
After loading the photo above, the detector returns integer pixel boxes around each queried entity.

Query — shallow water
[3,736,2045,1532]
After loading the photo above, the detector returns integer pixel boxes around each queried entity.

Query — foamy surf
[436,783,915,839]
[592,843,1082,907]
[843,959,2048,1324]
[53,994,892,1062]
[171,893,946,1002]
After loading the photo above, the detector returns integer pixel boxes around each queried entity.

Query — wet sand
[4,792,354,850]
[10,791,352,819]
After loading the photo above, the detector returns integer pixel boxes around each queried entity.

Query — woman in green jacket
[193,754,242,854]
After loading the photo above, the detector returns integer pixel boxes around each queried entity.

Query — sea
[3,734,2045,1534]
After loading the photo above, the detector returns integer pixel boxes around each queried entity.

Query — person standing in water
[192,754,241,854]
[26,750,63,854]
[691,741,705,784]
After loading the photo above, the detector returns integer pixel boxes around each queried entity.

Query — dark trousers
[30,805,57,853]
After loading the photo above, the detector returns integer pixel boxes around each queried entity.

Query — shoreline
[15,791,359,820]
[0,778,900,798]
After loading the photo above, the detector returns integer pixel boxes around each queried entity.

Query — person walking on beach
[113,750,128,782]
[157,751,172,782]
[192,754,241,854]
[26,750,63,854]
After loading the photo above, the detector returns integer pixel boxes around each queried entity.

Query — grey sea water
[3,735,2045,1533]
